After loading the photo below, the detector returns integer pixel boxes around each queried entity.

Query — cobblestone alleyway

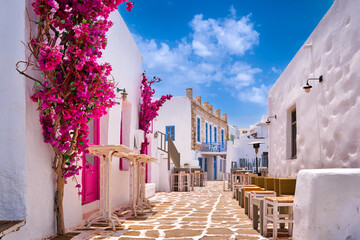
[69,181,266,240]
[118,181,265,240]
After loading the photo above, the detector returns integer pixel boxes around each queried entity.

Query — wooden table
[125,154,157,217]
[85,145,133,230]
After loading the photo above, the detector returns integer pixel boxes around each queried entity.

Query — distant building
[239,128,249,136]
[227,116,269,171]
[151,88,229,191]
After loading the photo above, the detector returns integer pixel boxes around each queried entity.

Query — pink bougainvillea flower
[126,1,134,11]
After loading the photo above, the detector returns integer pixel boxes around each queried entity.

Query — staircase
[156,131,180,170]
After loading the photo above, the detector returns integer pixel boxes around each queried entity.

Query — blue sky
[119,0,333,128]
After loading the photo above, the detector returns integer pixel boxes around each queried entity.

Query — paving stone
[201,236,233,240]
[206,227,234,235]
[123,230,140,236]
[145,230,159,238]
[164,229,203,237]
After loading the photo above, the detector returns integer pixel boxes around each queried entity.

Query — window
[197,117,201,142]
[214,126,217,142]
[205,122,208,143]
[209,124,212,143]
[221,129,224,143]
[165,126,175,141]
[291,109,297,158]
[220,159,222,172]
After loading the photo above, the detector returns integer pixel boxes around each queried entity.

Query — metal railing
[157,131,180,170]
[201,142,227,152]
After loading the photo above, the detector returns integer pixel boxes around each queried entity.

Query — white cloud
[271,66,281,74]
[190,12,259,57]
[133,6,266,104]
[237,85,269,105]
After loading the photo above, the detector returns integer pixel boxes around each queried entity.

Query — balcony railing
[201,142,227,152]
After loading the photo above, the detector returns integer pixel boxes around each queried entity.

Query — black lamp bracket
[306,75,323,85]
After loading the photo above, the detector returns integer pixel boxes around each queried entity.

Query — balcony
[201,142,227,152]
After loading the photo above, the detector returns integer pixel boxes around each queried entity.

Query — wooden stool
[243,186,261,209]
[249,190,276,220]
[264,196,294,240]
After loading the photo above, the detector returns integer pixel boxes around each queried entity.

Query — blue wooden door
[214,157,217,180]
[198,157,203,168]
[205,158,208,172]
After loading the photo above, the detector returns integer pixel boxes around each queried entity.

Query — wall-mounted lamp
[303,75,323,93]
[117,88,128,101]
[266,115,277,125]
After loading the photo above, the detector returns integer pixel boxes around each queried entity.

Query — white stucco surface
[153,96,193,166]
[151,97,193,190]
[268,0,360,177]
[0,0,27,222]
[99,11,142,211]
[293,169,360,240]
[3,7,143,240]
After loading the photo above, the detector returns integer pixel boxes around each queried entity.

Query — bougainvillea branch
[16,0,133,235]
[139,72,172,135]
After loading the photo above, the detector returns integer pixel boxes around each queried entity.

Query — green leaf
[70,82,75,86]
[79,140,84,145]
[65,162,70,166]
[64,155,70,160]
[35,82,41,86]
[117,102,121,105]
[61,20,65,24]
[91,47,96,51]
[55,16,60,20]
[39,5,45,8]
[71,87,76,91]
[82,19,87,24]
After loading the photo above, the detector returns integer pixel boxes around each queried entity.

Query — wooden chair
[264,196,294,240]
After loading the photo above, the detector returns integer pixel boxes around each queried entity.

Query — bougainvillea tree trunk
[55,162,65,234]
[17,0,133,235]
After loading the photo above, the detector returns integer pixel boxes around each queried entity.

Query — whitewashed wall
[93,11,142,212]
[268,0,360,177]
[3,6,142,240]
[153,97,194,166]
[0,0,27,223]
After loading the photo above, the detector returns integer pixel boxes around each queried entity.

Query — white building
[227,116,269,171]
[268,0,360,178]
[0,3,147,239]
[150,89,230,191]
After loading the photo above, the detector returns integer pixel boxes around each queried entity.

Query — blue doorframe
[198,157,203,169]
[205,158,208,172]
[214,157,217,180]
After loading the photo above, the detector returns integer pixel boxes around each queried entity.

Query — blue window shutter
[166,126,175,141]
[214,127,217,142]
[205,123,208,143]
[171,126,175,141]
[197,117,201,142]
[210,125,212,143]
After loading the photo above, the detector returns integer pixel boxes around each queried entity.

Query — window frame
[221,128,225,143]
[214,126,217,143]
[290,109,297,159]
[196,116,201,143]
[165,125,175,141]
[205,121,209,143]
